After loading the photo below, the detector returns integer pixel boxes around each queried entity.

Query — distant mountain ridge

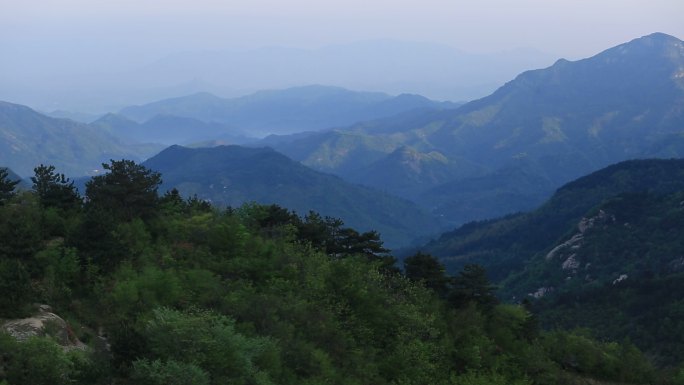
[142,145,444,248]
[264,33,684,226]
[90,113,248,146]
[119,85,458,137]
[0,101,159,177]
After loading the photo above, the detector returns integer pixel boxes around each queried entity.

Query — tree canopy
[85,159,162,221]
[0,161,672,385]
[0,167,19,205]
[31,164,80,210]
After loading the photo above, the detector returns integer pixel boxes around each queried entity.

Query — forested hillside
[418,158,684,365]
[0,161,674,384]
[141,145,443,248]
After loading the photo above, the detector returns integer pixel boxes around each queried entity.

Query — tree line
[0,161,680,384]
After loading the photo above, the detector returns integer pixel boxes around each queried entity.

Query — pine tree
[31,164,81,210]
[85,159,162,221]
[0,167,20,205]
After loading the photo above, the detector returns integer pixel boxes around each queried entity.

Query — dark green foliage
[138,307,278,384]
[423,158,684,280]
[0,333,100,385]
[513,189,684,364]
[132,359,210,385]
[449,264,499,310]
[0,165,666,385]
[417,158,684,364]
[85,159,162,221]
[31,164,80,210]
[0,167,19,205]
[0,259,31,317]
[0,194,42,261]
[403,252,449,296]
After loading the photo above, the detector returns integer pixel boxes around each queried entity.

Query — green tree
[31,164,80,210]
[0,167,19,205]
[1,335,73,385]
[132,359,210,385]
[403,252,449,296]
[85,159,162,221]
[0,259,31,317]
[449,264,499,310]
[140,307,279,385]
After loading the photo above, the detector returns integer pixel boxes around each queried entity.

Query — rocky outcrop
[529,286,553,299]
[545,210,616,267]
[545,234,584,261]
[612,274,628,285]
[1,304,86,351]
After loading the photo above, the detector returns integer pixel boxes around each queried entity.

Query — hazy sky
[3,0,682,59]
[1,0,683,111]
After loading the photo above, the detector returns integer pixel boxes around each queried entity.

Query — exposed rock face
[578,210,614,234]
[529,286,553,299]
[562,254,580,270]
[612,274,628,285]
[546,234,583,260]
[1,304,86,351]
[669,257,684,272]
[545,210,616,266]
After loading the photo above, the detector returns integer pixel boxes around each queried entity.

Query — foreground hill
[266,33,684,226]
[0,101,158,177]
[142,145,443,248]
[119,85,457,137]
[0,163,663,384]
[418,158,684,363]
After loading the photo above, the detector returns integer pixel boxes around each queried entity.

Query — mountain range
[2,32,683,249]
[1,40,556,113]
[263,32,684,227]
[142,145,443,248]
[3,32,684,365]
[0,101,160,177]
[118,85,458,137]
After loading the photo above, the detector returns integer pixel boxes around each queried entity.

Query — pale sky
[1,0,683,111]
[3,0,682,58]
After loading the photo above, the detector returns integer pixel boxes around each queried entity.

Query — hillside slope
[418,158,684,363]
[142,145,444,248]
[0,102,157,177]
[266,33,684,225]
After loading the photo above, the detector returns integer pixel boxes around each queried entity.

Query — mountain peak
[598,32,684,60]
[639,32,681,43]
[0,100,35,114]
